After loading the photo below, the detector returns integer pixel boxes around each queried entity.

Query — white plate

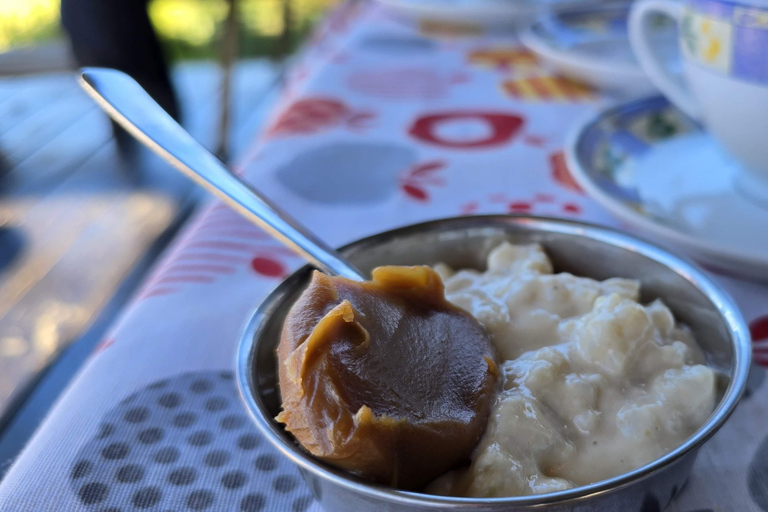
[567,95,768,281]
[521,2,678,95]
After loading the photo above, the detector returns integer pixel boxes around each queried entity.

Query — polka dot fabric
[69,372,314,512]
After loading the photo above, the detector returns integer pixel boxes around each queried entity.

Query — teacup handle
[629,0,701,119]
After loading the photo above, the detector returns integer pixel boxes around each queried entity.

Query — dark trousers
[61,0,180,121]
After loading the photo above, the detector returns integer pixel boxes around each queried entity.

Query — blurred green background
[0,0,340,60]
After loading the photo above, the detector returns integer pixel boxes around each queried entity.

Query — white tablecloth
[1,2,767,510]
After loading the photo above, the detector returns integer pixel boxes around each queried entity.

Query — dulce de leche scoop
[81,68,496,491]
[276,265,499,490]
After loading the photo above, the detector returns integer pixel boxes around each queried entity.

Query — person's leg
[61,0,180,121]
[62,0,181,175]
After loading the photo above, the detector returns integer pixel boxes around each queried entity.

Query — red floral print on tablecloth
[551,151,584,193]
[501,75,596,102]
[751,315,768,367]
[347,67,468,100]
[409,111,524,149]
[286,63,310,88]
[399,160,447,202]
[250,257,286,278]
[133,205,298,302]
[459,193,583,217]
[267,97,376,138]
[460,201,480,215]
[92,337,115,355]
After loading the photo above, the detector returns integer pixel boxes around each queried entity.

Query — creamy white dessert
[428,242,717,498]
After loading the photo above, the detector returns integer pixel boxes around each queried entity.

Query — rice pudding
[428,242,716,497]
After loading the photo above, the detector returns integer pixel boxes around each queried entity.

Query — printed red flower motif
[267,97,376,138]
[93,338,115,355]
[133,205,300,301]
[346,111,377,131]
[751,315,768,367]
[402,185,429,201]
[409,111,524,149]
[509,201,533,212]
[466,192,583,217]
[399,160,447,203]
[551,151,584,194]
[460,201,479,215]
[250,256,286,278]
[562,203,581,214]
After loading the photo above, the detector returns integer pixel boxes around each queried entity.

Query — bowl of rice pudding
[237,215,750,512]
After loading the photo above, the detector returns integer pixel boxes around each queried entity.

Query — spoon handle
[80,68,365,282]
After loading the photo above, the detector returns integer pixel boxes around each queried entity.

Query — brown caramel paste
[276,266,498,490]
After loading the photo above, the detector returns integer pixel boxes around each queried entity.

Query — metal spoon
[79,68,365,282]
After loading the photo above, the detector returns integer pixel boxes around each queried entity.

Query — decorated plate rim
[566,95,768,269]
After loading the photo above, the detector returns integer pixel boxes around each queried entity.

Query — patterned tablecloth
[2,1,767,511]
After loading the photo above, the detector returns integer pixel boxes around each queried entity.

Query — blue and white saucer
[567,95,768,280]
[521,2,678,95]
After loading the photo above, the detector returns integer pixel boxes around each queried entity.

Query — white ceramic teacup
[630,0,768,203]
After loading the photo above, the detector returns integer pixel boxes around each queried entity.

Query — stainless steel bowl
[237,215,750,512]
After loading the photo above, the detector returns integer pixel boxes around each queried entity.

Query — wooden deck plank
[0,76,78,138]
[2,92,96,164]
[0,144,123,319]
[0,178,175,408]
[0,60,279,423]
[7,106,112,194]
[0,85,25,107]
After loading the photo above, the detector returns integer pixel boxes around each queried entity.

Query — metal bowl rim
[236,214,751,507]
